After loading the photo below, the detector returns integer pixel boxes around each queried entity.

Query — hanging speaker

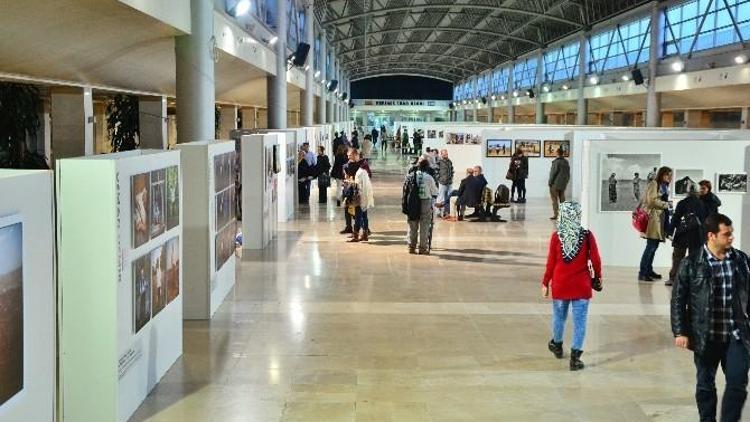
[326,79,339,92]
[481,96,487,104]
[631,68,644,85]
[291,42,310,67]
[526,89,535,99]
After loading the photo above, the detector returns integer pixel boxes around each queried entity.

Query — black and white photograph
[165,166,180,230]
[427,129,437,139]
[599,153,661,212]
[215,222,235,272]
[150,244,167,317]
[673,169,704,195]
[717,173,748,193]
[215,188,235,231]
[150,169,166,238]
[133,253,151,334]
[0,217,23,406]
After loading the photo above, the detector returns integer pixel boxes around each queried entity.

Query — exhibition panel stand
[0,170,55,422]
[175,141,237,319]
[241,134,280,250]
[57,150,183,422]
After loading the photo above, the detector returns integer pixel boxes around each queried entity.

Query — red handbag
[632,206,649,234]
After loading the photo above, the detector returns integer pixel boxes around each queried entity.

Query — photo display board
[0,215,23,408]
[213,151,237,272]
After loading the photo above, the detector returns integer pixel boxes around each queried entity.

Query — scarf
[557,202,587,263]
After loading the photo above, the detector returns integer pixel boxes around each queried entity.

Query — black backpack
[402,173,422,221]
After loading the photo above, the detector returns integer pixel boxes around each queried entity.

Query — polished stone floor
[132,151,716,421]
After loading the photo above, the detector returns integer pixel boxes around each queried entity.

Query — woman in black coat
[316,146,332,204]
[667,181,709,285]
[331,144,348,206]
[699,180,722,215]
[297,151,314,204]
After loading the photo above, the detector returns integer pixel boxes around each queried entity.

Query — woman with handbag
[666,181,708,286]
[507,148,529,203]
[542,202,602,371]
[316,146,332,204]
[638,166,672,282]
[331,144,348,207]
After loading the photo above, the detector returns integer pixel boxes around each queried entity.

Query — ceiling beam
[351,72,454,83]
[331,26,541,48]
[339,40,510,59]
[343,54,482,73]
[349,67,461,81]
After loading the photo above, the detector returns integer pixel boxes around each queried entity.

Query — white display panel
[241,134,280,250]
[176,141,237,319]
[57,150,182,422]
[0,171,55,422]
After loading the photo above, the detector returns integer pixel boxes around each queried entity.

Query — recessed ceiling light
[671,59,684,72]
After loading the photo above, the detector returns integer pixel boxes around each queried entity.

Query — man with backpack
[403,159,438,255]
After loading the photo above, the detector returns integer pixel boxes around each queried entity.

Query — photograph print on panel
[133,253,151,333]
[514,140,542,157]
[717,173,748,193]
[166,237,180,304]
[486,139,512,158]
[599,154,661,212]
[543,140,570,158]
[673,169,704,196]
[131,172,150,248]
[165,166,180,230]
[150,244,167,317]
[150,169,166,238]
[0,217,23,406]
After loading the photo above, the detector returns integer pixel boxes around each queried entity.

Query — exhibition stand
[241,133,280,250]
[175,140,237,319]
[56,150,183,422]
[0,170,55,422]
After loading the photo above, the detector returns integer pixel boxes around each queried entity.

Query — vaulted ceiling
[315,0,652,82]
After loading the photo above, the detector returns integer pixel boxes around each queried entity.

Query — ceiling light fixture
[561,84,569,90]
[671,59,685,72]
[233,0,251,16]
[314,70,321,78]
[542,85,550,93]
[621,73,630,81]
[268,36,278,45]
[735,54,748,64]
[589,75,599,85]
[512,90,519,98]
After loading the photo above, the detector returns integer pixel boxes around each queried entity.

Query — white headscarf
[557,202,587,262]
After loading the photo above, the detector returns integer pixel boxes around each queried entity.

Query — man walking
[404,159,438,255]
[436,149,454,219]
[672,213,750,422]
[548,148,570,220]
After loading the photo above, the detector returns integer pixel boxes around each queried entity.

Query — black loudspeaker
[291,43,310,67]
[526,89,535,99]
[632,68,644,85]
[481,96,487,104]
[349,101,355,109]
[327,79,339,92]
[340,92,348,101]
[449,102,455,109]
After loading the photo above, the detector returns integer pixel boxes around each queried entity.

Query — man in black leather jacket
[671,213,750,422]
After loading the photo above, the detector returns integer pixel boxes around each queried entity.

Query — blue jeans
[354,209,369,232]
[438,183,452,215]
[694,338,749,422]
[552,299,589,350]
[639,238,661,277]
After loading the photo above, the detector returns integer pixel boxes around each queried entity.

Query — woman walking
[542,202,602,371]
[638,166,673,282]
[666,181,708,286]
[316,146,331,204]
[507,147,529,203]
[331,144,348,207]
[297,151,314,204]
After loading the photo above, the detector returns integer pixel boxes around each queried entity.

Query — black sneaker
[339,227,353,234]
[548,340,563,359]
[638,275,655,282]
[664,279,674,286]
[650,272,663,280]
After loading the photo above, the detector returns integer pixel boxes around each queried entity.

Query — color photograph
[446,132,464,145]
[151,244,167,317]
[150,169,166,238]
[215,188,235,231]
[514,140,542,157]
[166,237,180,304]
[543,140,570,157]
[214,152,234,193]
[599,153,661,212]
[133,253,151,334]
[486,139,512,157]
[131,172,150,248]
[717,173,748,193]
[0,219,23,406]
[673,169,704,195]
[165,166,180,230]
[215,222,235,272]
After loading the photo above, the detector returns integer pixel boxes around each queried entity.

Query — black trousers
[694,338,750,422]
[318,185,327,203]
[669,243,702,281]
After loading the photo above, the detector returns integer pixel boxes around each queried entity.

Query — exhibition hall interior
[6,0,750,421]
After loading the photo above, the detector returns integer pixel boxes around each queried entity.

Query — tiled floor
[132,150,713,421]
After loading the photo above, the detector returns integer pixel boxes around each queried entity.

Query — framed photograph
[427,129,436,139]
[272,144,281,174]
[0,216,23,406]
[150,169,166,239]
[514,140,541,157]
[543,140,570,158]
[486,139,512,157]
[214,152,234,193]
[717,173,748,193]
[165,237,180,304]
[215,188,235,230]
[215,222,235,272]
[673,169,704,195]
[599,153,661,212]
[465,133,481,145]
[165,166,179,230]
[438,130,444,138]
[132,253,151,334]
[150,244,167,317]
[131,172,150,248]
[446,132,464,145]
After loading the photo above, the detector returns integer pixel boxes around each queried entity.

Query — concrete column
[507,62,515,124]
[473,104,478,122]
[139,96,168,149]
[317,30,327,123]
[488,106,494,123]
[267,0,288,129]
[37,99,52,163]
[219,105,238,138]
[646,2,661,127]
[577,32,588,125]
[302,3,315,126]
[535,50,545,124]
[175,0,215,143]
[741,107,750,128]
[50,87,94,162]
[333,60,340,122]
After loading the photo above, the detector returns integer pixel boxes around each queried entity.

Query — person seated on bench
[457,166,488,221]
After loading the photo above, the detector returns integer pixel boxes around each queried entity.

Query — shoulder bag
[586,231,603,292]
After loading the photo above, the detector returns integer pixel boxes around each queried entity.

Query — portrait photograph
[165,166,180,230]
[514,140,542,157]
[131,172,150,248]
[133,253,151,334]
[717,173,748,193]
[150,169,166,239]
[166,237,180,304]
[150,244,167,317]
[0,218,23,406]
[673,169,704,195]
[599,153,661,212]
[438,130,444,138]
[543,140,570,158]
[486,139,512,157]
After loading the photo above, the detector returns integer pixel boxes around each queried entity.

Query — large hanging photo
[599,153,661,212]
[514,140,541,157]
[486,139,512,157]
[0,217,23,407]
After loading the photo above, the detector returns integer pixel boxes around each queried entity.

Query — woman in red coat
[542,202,602,371]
